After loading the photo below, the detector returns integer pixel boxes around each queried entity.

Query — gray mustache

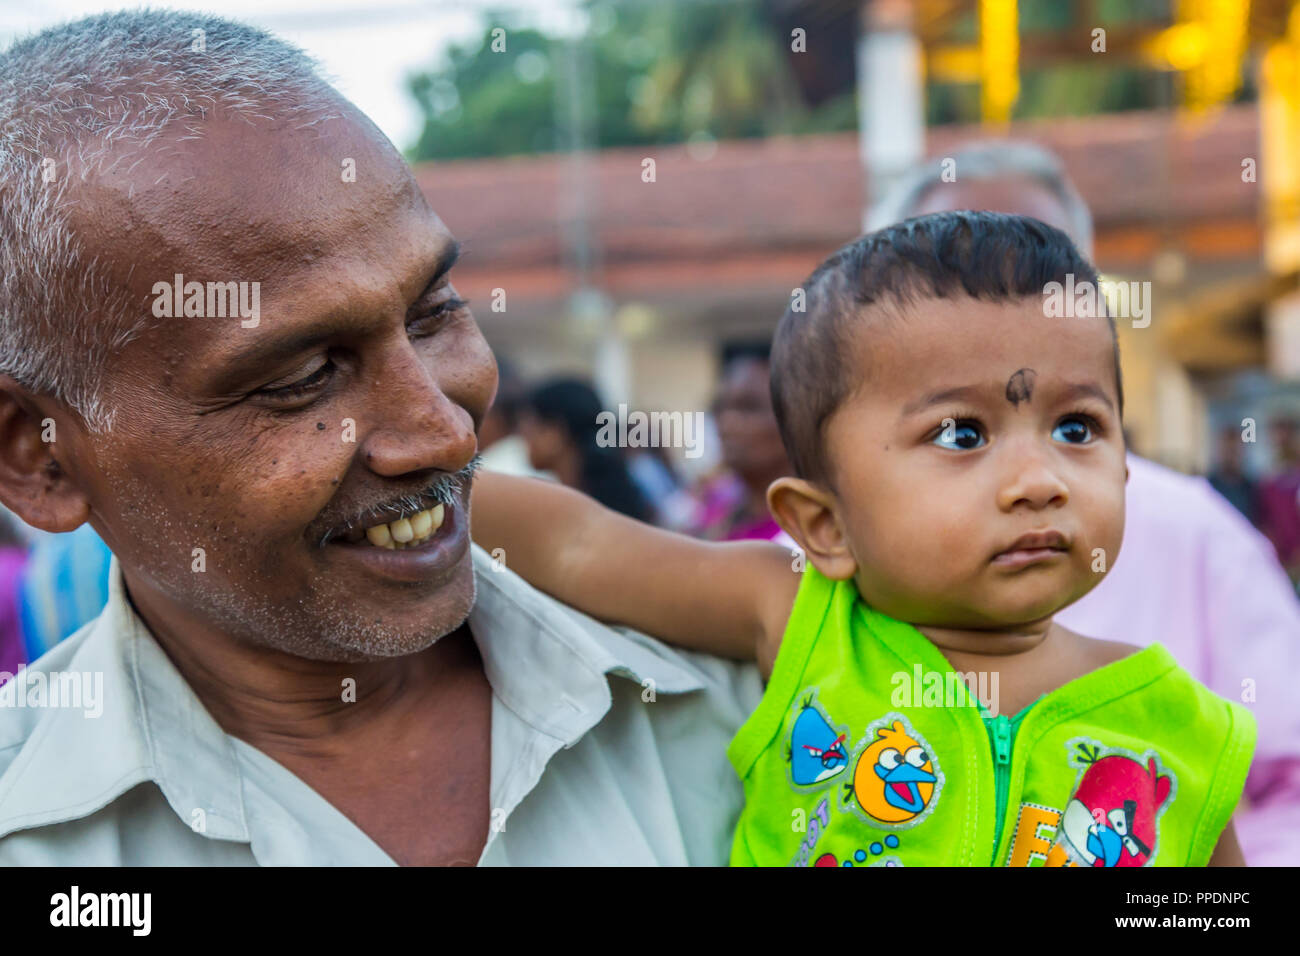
[321,455,482,546]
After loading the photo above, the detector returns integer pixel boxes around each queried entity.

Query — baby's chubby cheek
[1074,481,1127,585]
[841,483,976,600]
[841,467,1125,622]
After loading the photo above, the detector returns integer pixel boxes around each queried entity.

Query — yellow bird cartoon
[846,719,939,825]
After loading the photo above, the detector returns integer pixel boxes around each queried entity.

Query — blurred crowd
[480,345,797,547]
[1208,417,1300,582]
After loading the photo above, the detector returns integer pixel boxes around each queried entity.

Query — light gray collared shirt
[0,546,761,865]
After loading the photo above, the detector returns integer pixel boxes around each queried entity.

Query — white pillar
[593,323,631,409]
[857,0,925,233]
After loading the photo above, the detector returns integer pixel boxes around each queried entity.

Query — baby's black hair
[770,210,1123,483]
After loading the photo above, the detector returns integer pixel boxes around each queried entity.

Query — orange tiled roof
[412,104,1263,315]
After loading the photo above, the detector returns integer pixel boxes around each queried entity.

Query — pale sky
[0,0,582,152]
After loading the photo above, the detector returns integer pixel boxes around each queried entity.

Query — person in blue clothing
[17,524,113,662]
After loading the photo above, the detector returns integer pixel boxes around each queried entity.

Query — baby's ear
[767,476,857,581]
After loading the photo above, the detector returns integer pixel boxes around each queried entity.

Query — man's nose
[995,441,1069,512]
[360,346,478,477]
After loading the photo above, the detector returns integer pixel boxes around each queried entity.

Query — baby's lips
[992,528,1070,559]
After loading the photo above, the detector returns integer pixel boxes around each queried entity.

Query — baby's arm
[1207,819,1246,866]
[470,470,798,671]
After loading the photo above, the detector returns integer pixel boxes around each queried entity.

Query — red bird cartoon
[1057,742,1173,867]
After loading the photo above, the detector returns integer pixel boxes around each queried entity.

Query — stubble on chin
[246,559,480,663]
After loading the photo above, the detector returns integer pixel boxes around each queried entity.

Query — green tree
[405,0,855,161]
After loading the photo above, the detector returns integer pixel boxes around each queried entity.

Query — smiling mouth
[331,503,447,550]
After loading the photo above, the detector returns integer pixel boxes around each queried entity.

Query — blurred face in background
[712,357,791,485]
[1273,420,1300,465]
[518,410,570,473]
[1217,427,1245,470]
[913,177,1079,252]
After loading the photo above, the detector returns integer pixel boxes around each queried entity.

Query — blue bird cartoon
[788,696,849,787]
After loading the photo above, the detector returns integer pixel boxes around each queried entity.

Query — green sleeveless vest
[727,567,1256,867]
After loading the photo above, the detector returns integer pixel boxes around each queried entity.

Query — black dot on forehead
[1005,368,1036,408]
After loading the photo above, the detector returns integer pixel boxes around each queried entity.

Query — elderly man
[0,11,760,865]
[871,141,1300,866]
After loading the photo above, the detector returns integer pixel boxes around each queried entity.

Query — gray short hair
[0,10,341,431]
[867,141,1094,257]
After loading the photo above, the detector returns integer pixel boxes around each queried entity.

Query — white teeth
[359,505,447,549]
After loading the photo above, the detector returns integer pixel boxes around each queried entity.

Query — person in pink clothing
[1258,417,1300,581]
[0,548,25,676]
[690,345,795,545]
[0,511,27,675]
[873,140,1300,865]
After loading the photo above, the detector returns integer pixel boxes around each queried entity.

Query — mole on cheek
[1005,368,1036,408]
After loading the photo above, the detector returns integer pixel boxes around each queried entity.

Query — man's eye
[932,418,985,450]
[257,358,334,400]
[1052,415,1095,444]
[408,295,468,336]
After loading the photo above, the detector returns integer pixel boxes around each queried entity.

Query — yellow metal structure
[1142,0,1252,115]
[1262,6,1300,273]
[979,0,1019,124]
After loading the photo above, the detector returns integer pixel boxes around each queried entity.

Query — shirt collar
[0,555,249,842]
[467,544,707,747]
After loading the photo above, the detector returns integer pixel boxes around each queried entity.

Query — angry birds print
[1056,740,1175,867]
[787,693,850,787]
[845,714,943,827]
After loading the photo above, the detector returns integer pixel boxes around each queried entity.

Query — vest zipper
[989,713,1013,864]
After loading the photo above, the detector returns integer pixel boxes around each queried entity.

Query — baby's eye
[1052,416,1094,444]
[932,418,985,450]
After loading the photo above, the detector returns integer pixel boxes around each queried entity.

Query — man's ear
[767,476,857,581]
[0,377,91,533]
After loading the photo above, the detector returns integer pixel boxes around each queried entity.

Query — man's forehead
[54,107,459,386]
[67,107,438,294]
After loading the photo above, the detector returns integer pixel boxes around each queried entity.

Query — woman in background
[689,345,794,544]
[518,378,654,523]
